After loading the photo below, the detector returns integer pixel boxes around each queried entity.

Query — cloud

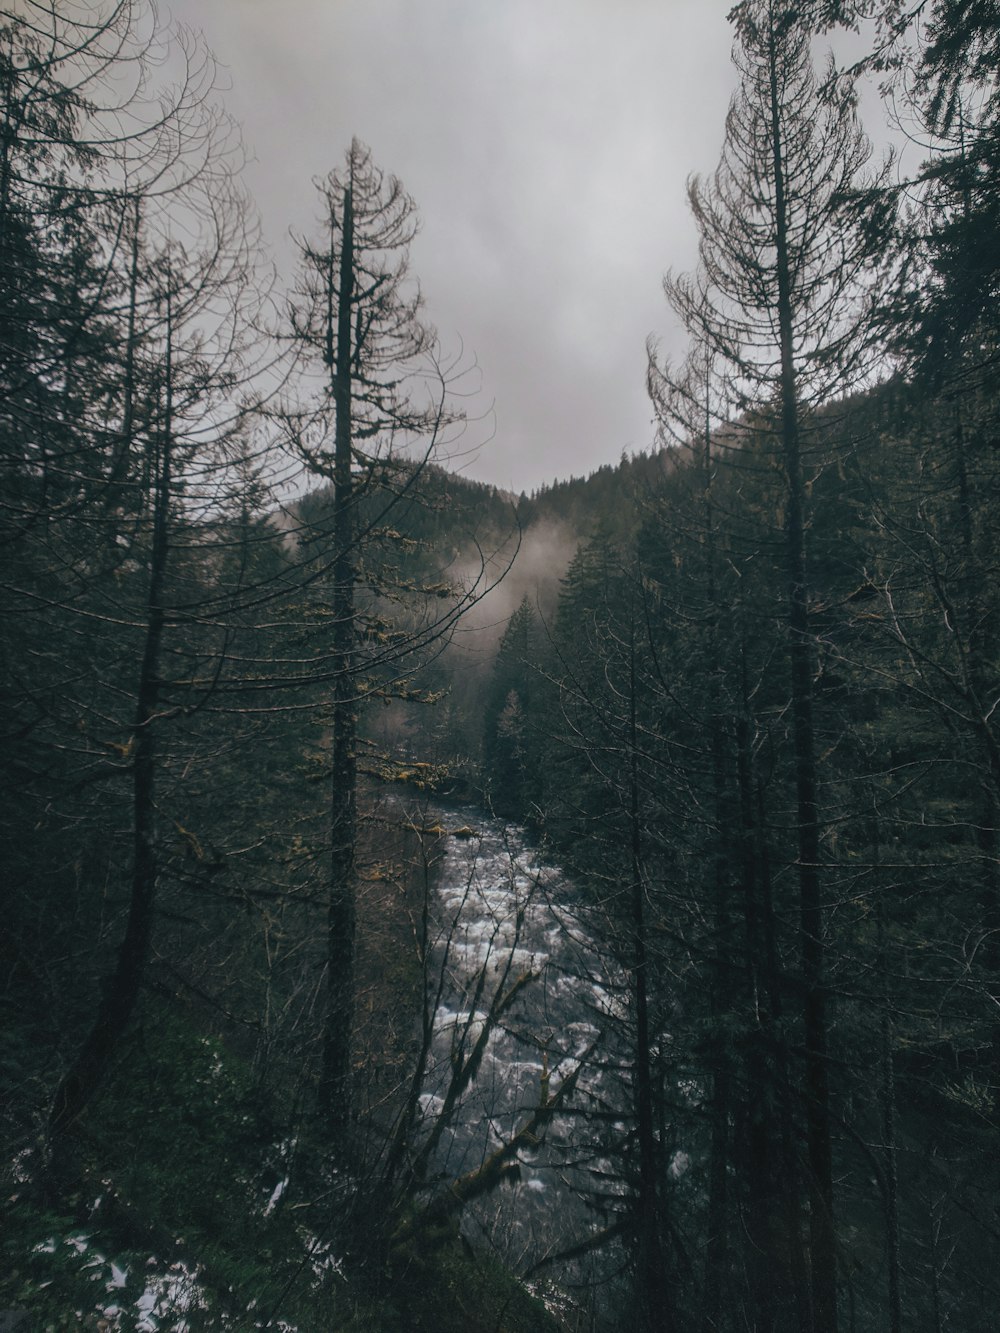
[168,0,741,491]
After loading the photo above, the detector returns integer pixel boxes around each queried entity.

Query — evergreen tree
[657,3,895,1325]
[281,139,467,1130]
[482,596,544,819]
[0,0,272,1187]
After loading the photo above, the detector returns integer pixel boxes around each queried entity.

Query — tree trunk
[702,717,732,1332]
[702,420,731,1331]
[766,20,838,1328]
[872,820,903,1333]
[321,181,358,1134]
[628,619,671,1332]
[736,701,810,1332]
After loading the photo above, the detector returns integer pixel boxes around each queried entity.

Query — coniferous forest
[3,2,1000,1329]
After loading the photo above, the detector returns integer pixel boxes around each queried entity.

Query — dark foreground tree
[282,138,469,1134]
[657,3,895,1327]
[0,0,267,1183]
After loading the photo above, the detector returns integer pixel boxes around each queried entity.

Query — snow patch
[134,1260,205,1332]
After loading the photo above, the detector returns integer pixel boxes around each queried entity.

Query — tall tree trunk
[766,18,837,1329]
[736,696,810,1333]
[321,181,358,1133]
[702,717,732,1333]
[736,708,778,1333]
[701,412,731,1331]
[872,818,903,1333]
[107,195,141,505]
[628,616,671,1332]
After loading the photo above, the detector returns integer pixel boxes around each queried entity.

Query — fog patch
[450,514,578,657]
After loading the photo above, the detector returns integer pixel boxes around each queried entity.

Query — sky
[159,2,746,493]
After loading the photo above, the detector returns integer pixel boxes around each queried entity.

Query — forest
[2,0,999,1330]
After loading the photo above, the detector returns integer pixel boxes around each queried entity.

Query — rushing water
[410,803,630,1311]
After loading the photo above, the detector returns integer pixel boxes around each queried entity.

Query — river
[409,802,631,1323]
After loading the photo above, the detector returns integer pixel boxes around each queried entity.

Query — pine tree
[482,596,544,819]
[660,4,895,1325]
[282,139,465,1131]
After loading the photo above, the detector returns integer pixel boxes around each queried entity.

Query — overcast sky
[161,2,747,493]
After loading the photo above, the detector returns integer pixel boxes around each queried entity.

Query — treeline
[479,3,1000,1330]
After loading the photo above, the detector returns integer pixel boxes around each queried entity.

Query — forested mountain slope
[4,2,1000,1330]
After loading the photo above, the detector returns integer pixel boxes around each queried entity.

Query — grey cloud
[168,0,739,491]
